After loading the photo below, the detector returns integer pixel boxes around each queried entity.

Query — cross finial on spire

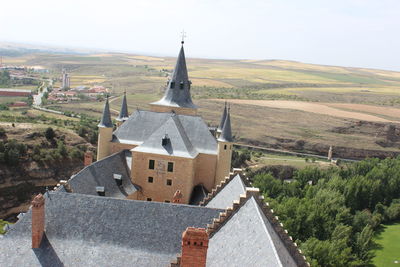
[181,30,186,44]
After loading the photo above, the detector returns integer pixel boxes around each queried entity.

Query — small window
[165,200,170,203]
[147,198,152,201]
[166,179,172,186]
[148,177,153,183]
[170,81,175,88]
[224,144,227,150]
[149,159,155,169]
[167,162,174,172]
[179,81,184,89]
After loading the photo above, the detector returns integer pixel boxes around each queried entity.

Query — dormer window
[170,81,175,88]
[113,174,122,186]
[179,81,184,89]
[162,134,170,146]
[96,186,105,196]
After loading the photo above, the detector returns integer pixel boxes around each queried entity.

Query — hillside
[2,51,400,158]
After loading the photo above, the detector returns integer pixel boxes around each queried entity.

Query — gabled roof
[217,102,227,133]
[113,110,217,155]
[98,97,113,128]
[116,92,129,122]
[205,188,310,267]
[218,108,233,142]
[132,115,198,158]
[68,150,136,198]
[0,192,223,267]
[203,174,247,209]
[151,45,196,109]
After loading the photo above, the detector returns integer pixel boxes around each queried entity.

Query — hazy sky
[1,0,399,71]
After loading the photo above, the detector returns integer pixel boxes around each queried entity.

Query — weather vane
[181,30,187,44]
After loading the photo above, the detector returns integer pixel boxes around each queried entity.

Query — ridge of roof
[199,169,250,206]
[116,92,129,121]
[98,97,113,128]
[205,187,310,267]
[132,114,198,158]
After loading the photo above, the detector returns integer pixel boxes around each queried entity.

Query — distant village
[47,69,108,102]
[0,64,109,107]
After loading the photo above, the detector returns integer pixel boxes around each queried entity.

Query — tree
[45,127,55,140]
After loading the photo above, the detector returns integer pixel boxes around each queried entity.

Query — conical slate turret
[217,101,227,133]
[218,107,232,142]
[151,44,196,109]
[116,92,129,122]
[98,97,113,128]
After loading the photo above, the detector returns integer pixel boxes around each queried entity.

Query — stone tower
[149,43,197,116]
[61,69,70,89]
[97,97,113,160]
[215,106,233,185]
[116,91,129,127]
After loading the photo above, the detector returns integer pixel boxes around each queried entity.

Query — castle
[95,42,233,204]
[0,42,310,267]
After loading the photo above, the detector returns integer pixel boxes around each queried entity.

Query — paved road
[32,79,51,106]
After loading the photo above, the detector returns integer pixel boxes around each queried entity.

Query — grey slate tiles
[0,192,223,267]
[68,150,136,198]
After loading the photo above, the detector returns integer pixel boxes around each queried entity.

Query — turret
[116,91,129,127]
[150,42,197,115]
[215,106,233,186]
[216,101,227,138]
[97,97,113,160]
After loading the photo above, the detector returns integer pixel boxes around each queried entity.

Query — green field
[373,223,400,267]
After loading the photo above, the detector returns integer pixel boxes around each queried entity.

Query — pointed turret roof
[98,97,113,128]
[116,92,129,122]
[151,44,196,109]
[218,107,232,142]
[217,102,227,133]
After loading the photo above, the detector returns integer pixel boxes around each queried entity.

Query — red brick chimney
[172,190,183,203]
[180,227,209,267]
[84,151,93,166]
[32,194,45,248]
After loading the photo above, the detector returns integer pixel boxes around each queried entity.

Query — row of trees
[250,158,400,266]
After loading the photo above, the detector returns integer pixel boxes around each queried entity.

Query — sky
[1,0,399,71]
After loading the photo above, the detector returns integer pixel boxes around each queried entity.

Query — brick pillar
[84,151,93,166]
[181,227,209,267]
[32,193,45,248]
[172,190,183,203]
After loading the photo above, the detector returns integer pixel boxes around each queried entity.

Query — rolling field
[2,51,400,157]
[373,223,400,267]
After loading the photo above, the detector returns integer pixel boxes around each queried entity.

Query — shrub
[44,127,56,140]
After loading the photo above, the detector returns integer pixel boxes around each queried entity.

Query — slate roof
[205,174,246,209]
[151,45,197,109]
[68,150,136,198]
[116,92,129,121]
[113,110,218,155]
[218,108,233,142]
[207,196,298,267]
[0,192,223,267]
[132,115,198,158]
[98,97,113,128]
[217,102,227,133]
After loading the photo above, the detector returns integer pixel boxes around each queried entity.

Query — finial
[181,30,187,44]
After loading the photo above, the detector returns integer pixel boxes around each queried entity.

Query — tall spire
[116,91,129,122]
[218,106,232,142]
[217,101,227,133]
[151,43,196,109]
[98,96,113,128]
